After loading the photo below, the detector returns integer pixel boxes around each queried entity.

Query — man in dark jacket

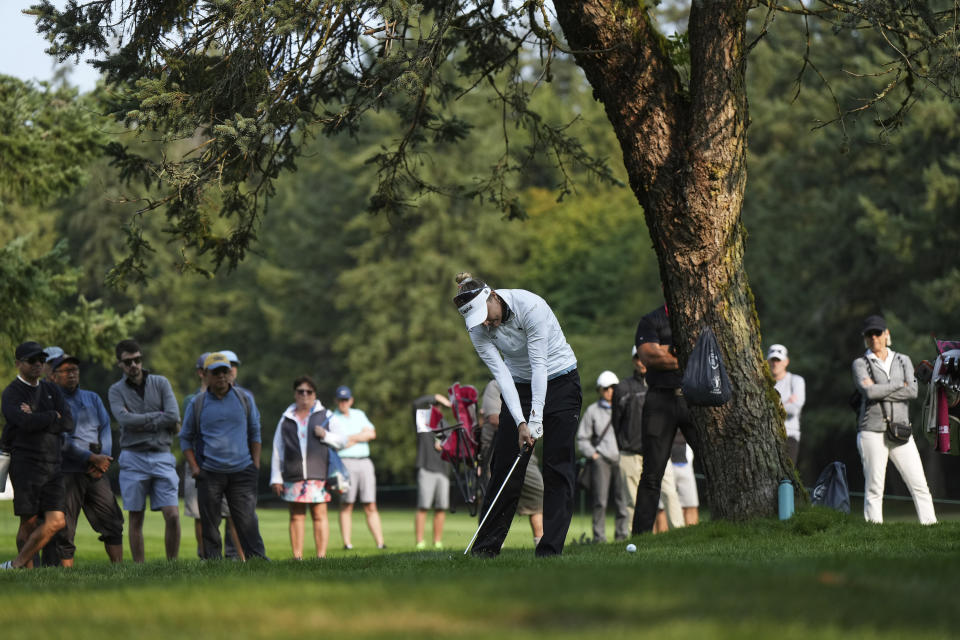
[612,346,647,530]
[0,341,74,569]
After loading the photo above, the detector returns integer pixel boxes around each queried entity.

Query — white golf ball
[625,543,637,553]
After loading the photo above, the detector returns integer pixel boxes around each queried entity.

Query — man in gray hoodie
[108,339,181,562]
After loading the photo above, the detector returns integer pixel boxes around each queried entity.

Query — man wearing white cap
[767,344,805,464]
[577,370,630,542]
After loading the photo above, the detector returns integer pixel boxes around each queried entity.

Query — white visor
[457,286,491,329]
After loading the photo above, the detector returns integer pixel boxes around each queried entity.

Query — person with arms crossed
[632,304,701,536]
[108,338,182,562]
[454,272,582,558]
[0,342,73,569]
[767,344,805,465]
[853,315,936,525]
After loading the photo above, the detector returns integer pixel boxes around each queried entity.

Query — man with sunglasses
[180,352,267,560]
[108,339,182,562]
[49,354,124,566]
[0,341,73,569]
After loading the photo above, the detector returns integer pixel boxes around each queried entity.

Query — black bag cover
[681,326,732,406]
[811,461,851,514]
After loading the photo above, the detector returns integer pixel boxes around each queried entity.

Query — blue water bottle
[778,479,794,520]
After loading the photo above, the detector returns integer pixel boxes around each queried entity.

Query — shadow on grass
[1,508,958,639]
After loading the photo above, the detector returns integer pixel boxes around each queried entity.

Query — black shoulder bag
[865,357,912,445]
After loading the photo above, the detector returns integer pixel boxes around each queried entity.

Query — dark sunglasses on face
[864,330,883,338]
[121,356,142,366]
[25,355,47,365]
[209,368,230,376]
[295,388,315,395]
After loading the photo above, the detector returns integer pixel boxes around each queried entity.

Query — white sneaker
[0,560,14,570]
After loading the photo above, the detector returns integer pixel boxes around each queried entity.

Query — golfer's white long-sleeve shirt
[468,289,577,430]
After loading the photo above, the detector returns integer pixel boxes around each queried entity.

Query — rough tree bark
[553,0,795,519]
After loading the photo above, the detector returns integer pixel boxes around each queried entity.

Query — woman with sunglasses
[454,272,581,558]
[269,376,347,559]
[852,315,936,524]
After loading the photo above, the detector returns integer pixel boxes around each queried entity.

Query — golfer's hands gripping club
[517,420,543,450]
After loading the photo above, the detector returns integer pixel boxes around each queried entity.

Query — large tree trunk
[553,0,796,519]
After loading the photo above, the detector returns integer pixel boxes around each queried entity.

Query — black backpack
[811,461,851,514]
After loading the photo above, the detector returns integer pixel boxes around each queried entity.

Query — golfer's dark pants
[632,388,700,534]
[197,464,267,560]
[56,471,124,559]
[473,370,582,558]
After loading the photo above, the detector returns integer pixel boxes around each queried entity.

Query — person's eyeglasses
[57,367,80,375]
[209,368,230,376]
[121,356,142,366]
[25,355,47,365]
[864,330,883,338]
[295,388,315,395]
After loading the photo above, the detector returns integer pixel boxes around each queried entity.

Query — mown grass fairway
[2,501,959,639]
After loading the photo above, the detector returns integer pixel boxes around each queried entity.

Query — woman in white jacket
[269,376,348,558]
[454,272,582,557]
[852,315,936,525]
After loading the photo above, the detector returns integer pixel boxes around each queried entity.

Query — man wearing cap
[49,354,124,565]
[180,352,210,557]
[108,338,181,562]
[768,344,805,465]
[219,349,256,401]
[40,346,64,381]
[180,352,267,560]
[612,347,648,531]
[577,370,630,543]
[0,342,73,569]
[329,386,384,550]
[215,349,257,559]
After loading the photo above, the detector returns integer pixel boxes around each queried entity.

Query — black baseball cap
[15,341,45,361]
[861,315,887,335]
[49,354,81,371]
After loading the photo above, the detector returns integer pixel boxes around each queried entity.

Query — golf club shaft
[464,443,530,555]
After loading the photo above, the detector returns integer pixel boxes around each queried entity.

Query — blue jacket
[61,387,112,473]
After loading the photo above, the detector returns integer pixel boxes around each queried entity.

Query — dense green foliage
[744,16,960,493]
[0,77,142,372]
[3,503,960,639]
[2,3,960,493]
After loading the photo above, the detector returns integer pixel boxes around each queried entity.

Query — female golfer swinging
[454,272,582,557]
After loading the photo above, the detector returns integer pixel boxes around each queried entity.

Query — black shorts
[9,458,65,517]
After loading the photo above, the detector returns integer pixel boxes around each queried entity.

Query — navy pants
[473,370,582,557]
[197,464,267,560]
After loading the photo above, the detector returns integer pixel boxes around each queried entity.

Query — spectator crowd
[0,305,945,567]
